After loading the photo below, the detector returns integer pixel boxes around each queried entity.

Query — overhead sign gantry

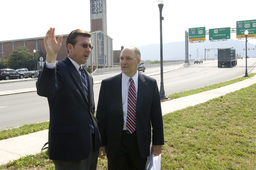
[185,19,256,64]
[209,27,230,40]
[236,19,256,38]
[189,27,206,42]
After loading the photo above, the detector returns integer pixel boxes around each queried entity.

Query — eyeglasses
[79,43,93,50]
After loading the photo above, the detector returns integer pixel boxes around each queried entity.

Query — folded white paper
[145,153,161,170]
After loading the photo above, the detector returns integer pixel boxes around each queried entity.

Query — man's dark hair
[66,29,91,53]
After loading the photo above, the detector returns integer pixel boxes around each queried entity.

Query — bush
[0,58,9,68]
[8,47,39,70]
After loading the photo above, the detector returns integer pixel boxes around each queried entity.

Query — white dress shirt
[122,71,138,130]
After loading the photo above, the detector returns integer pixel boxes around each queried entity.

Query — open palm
[44,28,63,63]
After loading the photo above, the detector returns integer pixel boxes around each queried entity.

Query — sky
[1,0,256,50]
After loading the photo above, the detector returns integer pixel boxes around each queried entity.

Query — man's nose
[85,47,92,52]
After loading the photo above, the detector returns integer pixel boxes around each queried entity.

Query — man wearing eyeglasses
[37,28,101,170]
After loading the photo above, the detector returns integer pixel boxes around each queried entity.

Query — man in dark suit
[96,46,164,169]
[37,28,101,170]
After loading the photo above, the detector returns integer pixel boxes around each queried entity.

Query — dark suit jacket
[96,73,164,159]
[36,57,101,160]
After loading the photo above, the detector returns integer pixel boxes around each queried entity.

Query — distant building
[90,0,107,34]
[113,50,121,65]
[90,31,114,68]
[0,36,52,60]
[113,46,124,65]
[0,31,113,68]
[0,0,115,68]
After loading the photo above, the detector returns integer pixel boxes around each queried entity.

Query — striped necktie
[79,67,88,98]
[126,78,136,134]
[79,67,94,133]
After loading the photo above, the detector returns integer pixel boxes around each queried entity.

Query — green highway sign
[209,27,230,40]
[236,19,256,38]
[189,27,206,42]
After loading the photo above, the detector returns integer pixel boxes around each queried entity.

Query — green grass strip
[162,83,256,169]
[0,122,49,140]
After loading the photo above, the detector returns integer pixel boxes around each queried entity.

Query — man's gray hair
[124,45,141,59]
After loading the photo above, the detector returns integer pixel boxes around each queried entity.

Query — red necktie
[126,78,136,134]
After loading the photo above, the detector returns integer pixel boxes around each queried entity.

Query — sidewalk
[1,74,256,165]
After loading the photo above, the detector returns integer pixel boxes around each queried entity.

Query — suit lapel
[64,58,89,103]
[114,74,123,115]
[136,73,146,110]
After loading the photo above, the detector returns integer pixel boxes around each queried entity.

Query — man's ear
[137,58,141,65]
[67,43,73,54]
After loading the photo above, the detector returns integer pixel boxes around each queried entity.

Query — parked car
[16,68,34,78]
[29,70,40,78]
[137,62,146,72]
[194,59,203,64]
[0,68,22,80]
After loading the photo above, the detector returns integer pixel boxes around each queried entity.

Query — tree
[0,58,9,69]
[8,47,39,70]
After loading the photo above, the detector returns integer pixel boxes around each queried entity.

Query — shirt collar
[68,57,81,71]
[122,71,138,84]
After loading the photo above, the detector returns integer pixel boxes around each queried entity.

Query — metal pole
[34,52,36,70]
[245,35,248,77]
[204,48,206,61]
[158,3,166,100]
[185,31,189,64]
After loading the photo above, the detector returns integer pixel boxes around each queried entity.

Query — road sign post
[39,57,44,69]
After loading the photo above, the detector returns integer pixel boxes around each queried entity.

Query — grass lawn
[0,122,49,140]
[162,83,256,169]
[0,75,256,169]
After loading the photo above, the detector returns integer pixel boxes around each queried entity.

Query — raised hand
[44,28,63,63]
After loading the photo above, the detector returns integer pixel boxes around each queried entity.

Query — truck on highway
[218,48,237,68]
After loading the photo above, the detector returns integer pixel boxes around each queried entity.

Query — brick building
[0,35,68,61]
[0,31,114,68]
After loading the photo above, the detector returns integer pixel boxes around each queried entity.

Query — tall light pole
[33,49,36,71]
[244,30,248,77]
[185,31,189,64]
[158,0,166,100]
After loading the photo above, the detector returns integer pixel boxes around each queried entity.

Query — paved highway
[155,58,256,95]
[0,58,256,130]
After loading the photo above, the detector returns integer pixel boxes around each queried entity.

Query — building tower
[90,0,107,34]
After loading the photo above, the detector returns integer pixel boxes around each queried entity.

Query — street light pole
[33,49,36,71]
[158,0,166,100]
[244,30,248,77]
